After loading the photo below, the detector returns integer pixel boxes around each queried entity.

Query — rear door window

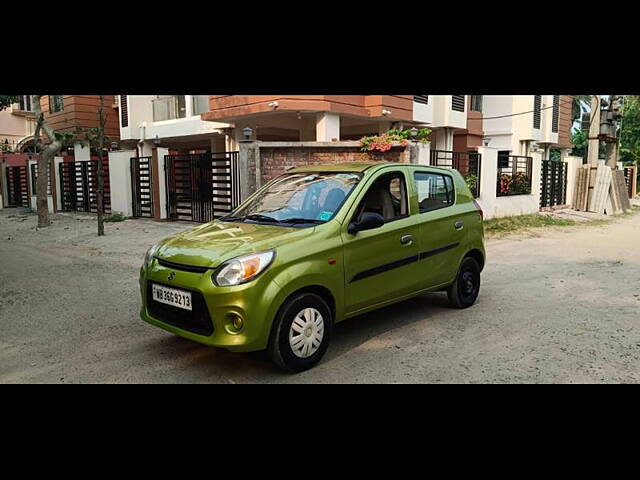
[414,172,455,213]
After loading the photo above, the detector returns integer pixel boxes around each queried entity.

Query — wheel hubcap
[462,271,475,295]
[289,307,324,359]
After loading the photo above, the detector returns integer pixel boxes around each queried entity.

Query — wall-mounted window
[152,95,187,122]
[452,95,465,112]
[414,95,429,105]
[49,95,64,113]
[533,95,541,129]
[120,95,128,128]
[192,96,209,116]
[470,95,483,112]
[19,95,33,111]
[551,95,559,133]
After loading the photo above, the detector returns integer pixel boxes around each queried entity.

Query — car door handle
[454,221,464,230]
[400,234,413,245]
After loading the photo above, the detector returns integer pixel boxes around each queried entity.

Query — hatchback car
[140,162,485,372]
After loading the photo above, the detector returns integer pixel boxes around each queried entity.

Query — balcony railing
[496,155,533,197]
[429,150,481,197]
[152,96,187,122]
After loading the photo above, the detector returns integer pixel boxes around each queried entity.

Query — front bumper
[139,259,281,352]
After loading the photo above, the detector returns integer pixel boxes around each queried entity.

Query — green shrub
[104,212,127,222]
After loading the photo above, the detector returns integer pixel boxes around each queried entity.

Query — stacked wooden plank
[573,161,632,215]
[573,165,590,211]
[610,170,632,213]
[589,162,612,214]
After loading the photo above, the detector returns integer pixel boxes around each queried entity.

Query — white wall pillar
[476,146,498,218]
[74,141,91,162]
[444,128,454,151]
[139,141,154,157]
[316,113,340,142]
[417,141,431,165]
[156,147,169,219]
[108,150,136,217]
[53,156,63,211]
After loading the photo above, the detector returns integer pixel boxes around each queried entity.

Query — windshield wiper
[279,218,324,225]
[241,214,282,223]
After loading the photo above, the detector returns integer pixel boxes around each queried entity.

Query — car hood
[155,220,314,268]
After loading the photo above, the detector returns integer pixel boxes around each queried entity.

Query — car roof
[287,162,454,175]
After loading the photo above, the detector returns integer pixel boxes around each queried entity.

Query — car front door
[341,169,422,314]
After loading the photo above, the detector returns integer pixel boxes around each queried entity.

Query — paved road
[1,209,639,383]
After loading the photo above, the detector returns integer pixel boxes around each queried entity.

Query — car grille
[146,282,214,336]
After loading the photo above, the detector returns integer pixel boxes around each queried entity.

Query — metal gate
[429,150,481,197]
[165,152,240,222]
[130,156,154,218]
[540,160,568,208]
[59,159,111,213]
[5,165,29,207]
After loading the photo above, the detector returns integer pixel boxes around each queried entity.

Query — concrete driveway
[1,208,639,383]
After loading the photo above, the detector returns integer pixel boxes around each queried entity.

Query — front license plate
[151,283,192,311]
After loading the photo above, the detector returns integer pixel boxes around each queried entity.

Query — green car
[140,162,485,372]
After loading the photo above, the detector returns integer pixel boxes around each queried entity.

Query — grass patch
[104,212,128,223]
[484,214,577,235]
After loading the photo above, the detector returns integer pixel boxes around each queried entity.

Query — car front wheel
[267,292,332,372]
[447,257,481,309]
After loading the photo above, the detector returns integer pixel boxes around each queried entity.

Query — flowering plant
[498,172,530,195]
[360,128,431,152]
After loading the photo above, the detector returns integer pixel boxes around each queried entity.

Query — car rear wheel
[447,257,481,309]
[267,293,332,372]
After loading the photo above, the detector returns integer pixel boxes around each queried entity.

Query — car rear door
[412,169,465,289]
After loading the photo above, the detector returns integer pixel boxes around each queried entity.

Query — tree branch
[31,95,57,143]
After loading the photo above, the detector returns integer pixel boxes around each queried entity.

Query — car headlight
[213,250,275,287]
[144,244,158,269]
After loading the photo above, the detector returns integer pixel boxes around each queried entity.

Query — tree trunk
[31,95,62,228]
[96,95,106,236]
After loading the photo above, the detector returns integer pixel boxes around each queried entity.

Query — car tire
[447,257,481,309]
[268,292,332,373]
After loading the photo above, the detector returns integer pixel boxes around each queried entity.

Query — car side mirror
[348,212,385,235]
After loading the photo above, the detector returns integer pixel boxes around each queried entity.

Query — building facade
[454,95,574,158]
[201,95,470,151]
[116,95,230,156]
[40,95,120,160]
[0,95,37,153]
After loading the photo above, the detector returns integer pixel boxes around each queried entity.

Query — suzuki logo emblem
[167,271,176,281]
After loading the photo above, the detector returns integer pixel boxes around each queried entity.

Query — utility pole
[587,95,601,166]
[605,95,622,169]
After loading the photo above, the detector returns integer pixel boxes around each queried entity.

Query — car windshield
[223,171,362,226]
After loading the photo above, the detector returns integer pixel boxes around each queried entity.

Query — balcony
[152,96,187,122]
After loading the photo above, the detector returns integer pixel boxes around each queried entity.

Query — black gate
[5,165,29,207]
[131,156,154,218]
[59,160,111,213]
[429,150,481,197]
[540,160,568,208]
[165,152,240,222]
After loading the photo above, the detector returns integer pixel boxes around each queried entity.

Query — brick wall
[258,144,407,184]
